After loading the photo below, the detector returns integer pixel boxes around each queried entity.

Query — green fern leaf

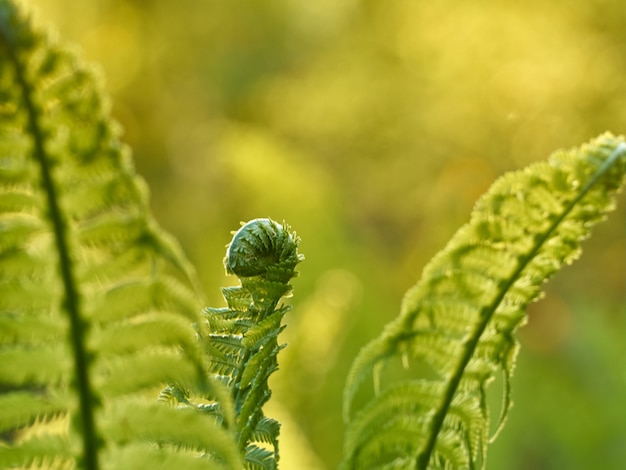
[166,218,303,469]
[342,133,626,469]
[0,1,241,468]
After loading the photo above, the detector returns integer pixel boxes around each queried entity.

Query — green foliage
[0,1,241,468]
[341,134,626,469]
[163,218,303,470]
[29,4,626,465]
[1,1,626,470]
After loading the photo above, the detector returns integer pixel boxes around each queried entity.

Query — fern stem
[0,14,100,470]
[415,143,626,469]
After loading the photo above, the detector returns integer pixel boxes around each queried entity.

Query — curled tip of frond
[225,218,303,281]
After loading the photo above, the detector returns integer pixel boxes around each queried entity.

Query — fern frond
[166,218,303,469]
[342,133,626,469]
[0,1,239,468]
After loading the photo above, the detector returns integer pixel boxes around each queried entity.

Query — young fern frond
[0,2,240,469]
[342,134,626,470]
[210,218,302,469]
[165,218,303,470]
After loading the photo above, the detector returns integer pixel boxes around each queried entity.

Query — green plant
[0,1,241,468]
[0,1,624,469]
[341,137,626,469]
[161,218,303,469]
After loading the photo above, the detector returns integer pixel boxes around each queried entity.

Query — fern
[163,218,304,470]
[341,134,626,469]
[0,2,241,469]
[1,1,625,469]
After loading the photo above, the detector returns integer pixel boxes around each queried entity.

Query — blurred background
[25,0,625,468]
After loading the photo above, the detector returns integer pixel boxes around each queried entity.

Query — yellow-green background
[25,0,626,468]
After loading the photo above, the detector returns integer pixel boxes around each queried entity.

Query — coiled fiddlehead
[198,218,303,469]
[225,218,303,308]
